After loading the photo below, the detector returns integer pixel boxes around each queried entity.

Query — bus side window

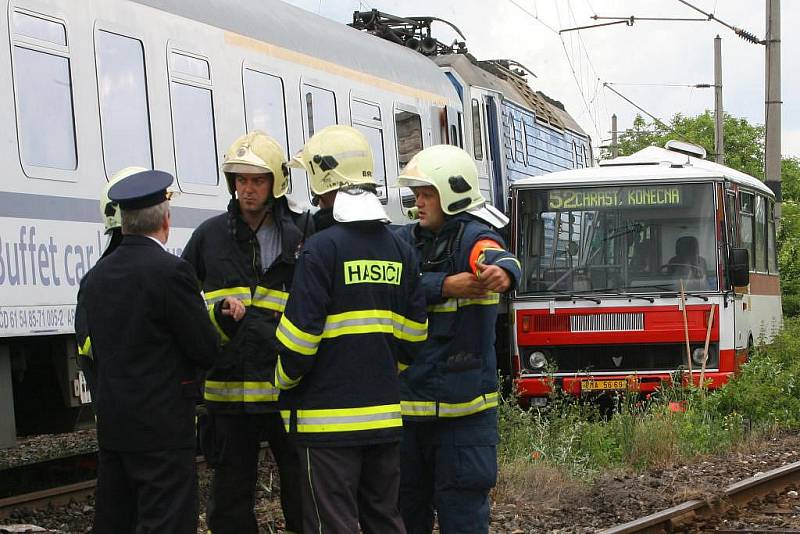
[754,195,767,272]
[739,191,755,270]
[725,192,738,247]
[11,11,77,173]
[168,51,218,188]
[243,68,289,190]
[96,30,153,177]
[768,199,778,273]
[351,98,387,203]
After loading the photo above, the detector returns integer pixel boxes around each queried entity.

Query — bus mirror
[728,248,750,287]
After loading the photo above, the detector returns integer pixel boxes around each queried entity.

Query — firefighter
[98,166,148,258]
[181,131,311,534]
[276,124,428,534]
[395,144,522,534]
[76,170,220,533]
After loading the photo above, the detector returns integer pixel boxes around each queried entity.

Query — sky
[281,0,798,158]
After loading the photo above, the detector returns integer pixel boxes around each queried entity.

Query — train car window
[12,11,66,45]
[394,110,422,169]
[394,108,423,209]
[754,195,767,272]
[739,191,755,270]
[354,125,387,203]
[170,53,209,79]
[457,112,464,148]
[351,100,381,121]
[768,200,778,273]
[303,84,337,138]
[243,69,288,153]
[351,98,387,202]
[96,30,152,177]
[169,51,217,188]
[11,11,76,172]
[471,99,483,161]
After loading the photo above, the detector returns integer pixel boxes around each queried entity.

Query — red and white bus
[509,143,782,404]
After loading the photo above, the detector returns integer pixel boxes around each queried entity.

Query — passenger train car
[0,0,461,447]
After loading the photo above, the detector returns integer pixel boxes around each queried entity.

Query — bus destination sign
[547,185,683,210]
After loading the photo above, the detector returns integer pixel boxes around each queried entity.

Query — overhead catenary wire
[603,82,672,132]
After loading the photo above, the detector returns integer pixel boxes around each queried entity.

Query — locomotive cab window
[95,30,153,177]
[11,10,77,177]
[168,50,218,191]
[471,98,483,161]
[351,98,387,203]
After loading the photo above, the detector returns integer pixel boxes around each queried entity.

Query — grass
[495,317,800,500]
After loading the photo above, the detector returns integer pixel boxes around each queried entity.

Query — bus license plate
[581,379,629,392]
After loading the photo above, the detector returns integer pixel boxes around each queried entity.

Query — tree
[782,157,800,201]
[610,111,800,315]
[613,111,765,179]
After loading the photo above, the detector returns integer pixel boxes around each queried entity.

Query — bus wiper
[583,288,654,303]
[554,294,602,304]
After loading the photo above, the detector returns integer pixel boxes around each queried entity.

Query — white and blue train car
[434,54,593,213]
[0,0,460,446]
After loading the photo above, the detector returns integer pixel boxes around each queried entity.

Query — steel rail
[602,460,800,533]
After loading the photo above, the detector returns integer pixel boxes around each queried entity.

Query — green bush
[783,294,800,318]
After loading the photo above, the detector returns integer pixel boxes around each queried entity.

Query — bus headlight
[529,351,547,370]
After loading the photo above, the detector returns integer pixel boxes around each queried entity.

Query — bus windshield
[516,183,719,295]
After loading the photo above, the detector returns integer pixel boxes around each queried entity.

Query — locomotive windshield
[516,183,719,295]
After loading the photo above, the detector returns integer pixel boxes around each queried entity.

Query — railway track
[0,445,272,521]
[602,460,800,533]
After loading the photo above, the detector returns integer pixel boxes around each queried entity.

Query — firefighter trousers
[399,410,499,534]
[298,442,406,534]
[203,412,303,534]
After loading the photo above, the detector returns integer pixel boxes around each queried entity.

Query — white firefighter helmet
[397,144,508,228]
[290,125,388,223]
[101,166,148,234]
[222,131,289,199]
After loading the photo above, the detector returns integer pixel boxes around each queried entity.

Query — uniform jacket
[75,235,219,451]
[274,221,428,447]
[181,198,312,414]
[395,214,521,421]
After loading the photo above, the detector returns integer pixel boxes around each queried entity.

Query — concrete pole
[765,0,781,215]
[714,36,724,164]
[611,114,619,158]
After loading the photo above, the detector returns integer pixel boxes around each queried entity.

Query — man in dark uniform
[75,169,221,534]
[395,145,521,534]
[276,125,428,534]
[182,131,310,534]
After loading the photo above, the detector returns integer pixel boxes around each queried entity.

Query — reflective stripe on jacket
[182,198,311,414]
[276,221,427,447]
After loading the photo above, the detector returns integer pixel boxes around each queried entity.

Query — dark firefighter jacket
[75,236,219,451]
[182,198,312,414]
[274,221,428,447]
[395,214,522,421]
